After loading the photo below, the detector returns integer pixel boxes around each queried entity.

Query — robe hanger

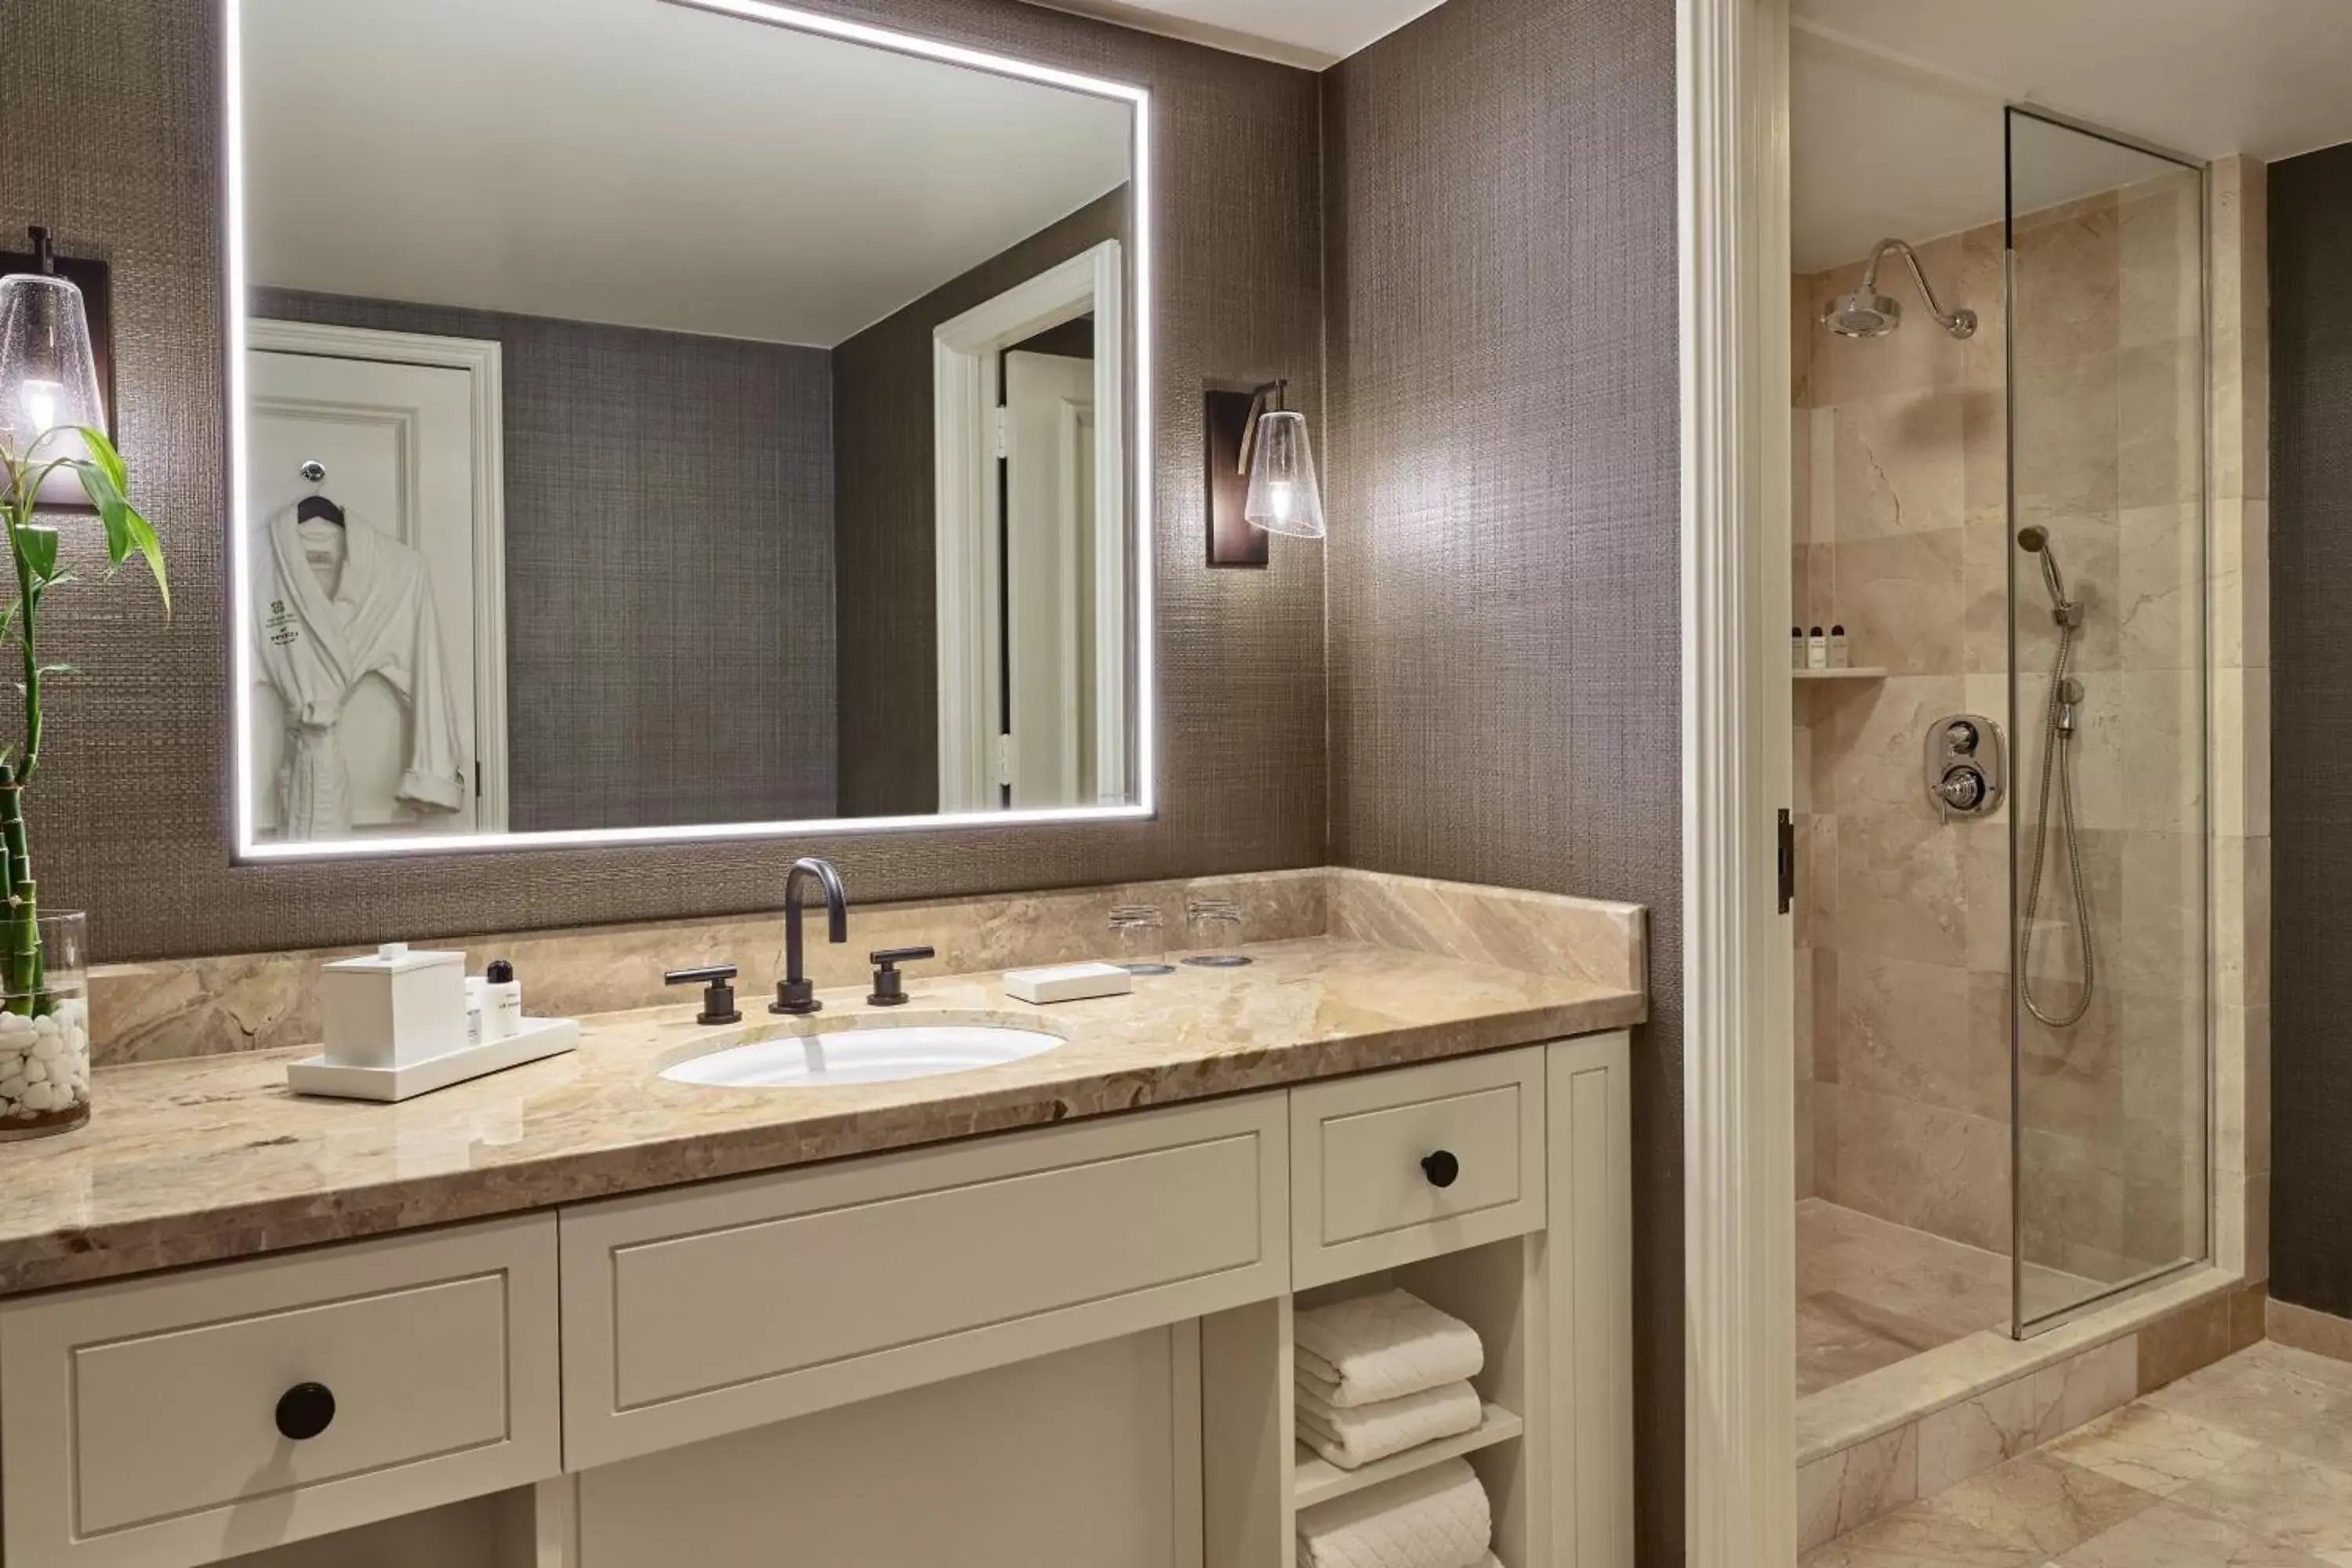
[296,459,346,528]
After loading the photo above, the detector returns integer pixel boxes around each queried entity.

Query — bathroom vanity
[0,906,1642,1568]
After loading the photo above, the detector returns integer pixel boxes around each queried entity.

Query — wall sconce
[0,227,114,508]
[1238,379,1324,539]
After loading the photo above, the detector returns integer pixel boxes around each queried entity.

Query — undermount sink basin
[661,1025,1065,1088]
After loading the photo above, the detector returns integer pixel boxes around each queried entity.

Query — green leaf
[74,427,128,495]
[34,662,74,679]
[19,525,57,584]
[119,502,169,617]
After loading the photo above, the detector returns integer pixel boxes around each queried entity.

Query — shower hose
[2018,618,2094,1029]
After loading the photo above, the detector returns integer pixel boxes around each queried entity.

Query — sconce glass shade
[1244,408,1325,539]
[0,270,105,453]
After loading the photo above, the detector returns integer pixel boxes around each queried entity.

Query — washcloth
[1297,1378,1483,1471]
[1296,1457,1493,1568]
[1294,1289,1485,1408]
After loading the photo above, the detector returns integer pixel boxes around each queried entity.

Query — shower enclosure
[2005,107,2209,1331]
[1791,105,2209,1388]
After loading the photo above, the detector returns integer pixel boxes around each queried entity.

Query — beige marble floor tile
[1922,1454,2160,1559]
[2145,1346,2352,1447]
[1801,1501,2049,1568]
[2050,1405,2263,1499]
[2171,1446,2352,1565]
[1798,1200,2015,1398]
[2060,1499,2336,1568]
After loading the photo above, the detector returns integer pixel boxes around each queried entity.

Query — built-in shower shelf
[1793,666,1888,682]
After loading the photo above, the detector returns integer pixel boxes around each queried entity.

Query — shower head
[2016,526,2076,619]
[1823,238,1979,341]
[1824,289,1902,338]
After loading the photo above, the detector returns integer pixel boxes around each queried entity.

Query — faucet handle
[665,964,742,1026]
[867,946,936,1007]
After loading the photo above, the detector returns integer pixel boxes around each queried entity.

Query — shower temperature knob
[1924,713,2005,820]
[1938,767,1987,813]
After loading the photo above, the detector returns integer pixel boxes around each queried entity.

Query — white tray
[286,1016,580,1102]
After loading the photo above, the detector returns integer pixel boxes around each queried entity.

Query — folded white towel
[1294,1289,1485,1407]
[1297,1378,1483,1471]
[1296,1457,1493,1568]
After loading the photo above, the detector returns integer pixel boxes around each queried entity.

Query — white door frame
[1679,0,1796,1564]
[932,240,1126,812]
[245,318,512,832]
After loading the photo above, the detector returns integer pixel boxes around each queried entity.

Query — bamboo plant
[0,426,167,1015]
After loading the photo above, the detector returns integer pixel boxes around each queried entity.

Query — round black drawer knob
[1421,1149,1461,1189]
[274,1382,336,1442]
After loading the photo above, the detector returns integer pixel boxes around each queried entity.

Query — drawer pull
[274,1381,337,1442]
[1421,1149,1461,1189]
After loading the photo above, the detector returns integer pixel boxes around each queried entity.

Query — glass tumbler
[1182,897,1251,967]
[1109,905,1174,975]
[0,912,91,1141]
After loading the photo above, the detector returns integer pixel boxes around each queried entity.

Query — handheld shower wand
[2016,526,2093,1028]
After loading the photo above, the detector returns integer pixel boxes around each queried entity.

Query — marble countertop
[0,935,1643,1297]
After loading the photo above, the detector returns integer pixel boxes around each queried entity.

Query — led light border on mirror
[222,0,1156,861]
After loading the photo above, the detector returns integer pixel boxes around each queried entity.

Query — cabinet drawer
[1290,1047,1546,1287]
[0,1214,560,1568]
[561,1094,1288,1467]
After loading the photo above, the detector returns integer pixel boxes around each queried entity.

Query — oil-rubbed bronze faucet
[772,857,848,1014]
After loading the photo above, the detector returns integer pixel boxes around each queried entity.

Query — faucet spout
[773,856,850,1015]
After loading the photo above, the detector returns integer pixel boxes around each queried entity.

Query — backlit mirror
[229,0,1150,856]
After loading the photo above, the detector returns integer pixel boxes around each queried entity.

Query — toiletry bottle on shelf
[1792,626,1805,670]
[1807,626,1827,670]
[1829,624,1849,669]
[482,959,522,1040]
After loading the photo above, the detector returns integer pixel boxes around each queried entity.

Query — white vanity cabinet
[0,1215,561,1568]
[0,1034,1632,1568]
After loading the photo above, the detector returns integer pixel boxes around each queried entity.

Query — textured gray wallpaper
[1323,0,1686,1558]
[0,0,1324,960]
[2268,140,2351,1319]
[833,188,1127,818]
[253,289,839,833]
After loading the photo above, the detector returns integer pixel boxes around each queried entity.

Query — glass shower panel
[2005,108,2208,1331]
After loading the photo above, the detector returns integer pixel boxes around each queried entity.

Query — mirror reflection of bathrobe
[253,509,466,838]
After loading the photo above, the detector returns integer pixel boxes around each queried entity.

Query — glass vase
[0,912,90,1141]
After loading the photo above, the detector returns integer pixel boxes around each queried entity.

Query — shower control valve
[1924,713,2005,822]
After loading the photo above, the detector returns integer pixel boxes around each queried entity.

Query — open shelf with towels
[1294,1400,1523,1509]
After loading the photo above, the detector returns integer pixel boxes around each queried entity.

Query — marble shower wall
[1792,170,2214,1290]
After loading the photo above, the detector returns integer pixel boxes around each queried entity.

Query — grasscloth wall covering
[833,187,1127,818]
[1323,0,1685,1560]
[254,288,839,833]
[2270,139,2352,1319]
[0,0,1323,958]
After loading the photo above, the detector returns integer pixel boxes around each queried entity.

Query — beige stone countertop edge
[0,942,1644,1297]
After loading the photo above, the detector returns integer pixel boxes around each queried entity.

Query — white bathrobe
[253,509,466,838]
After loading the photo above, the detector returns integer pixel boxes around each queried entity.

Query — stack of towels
[1295,1288,1486,1471]
[1294,1290,1500,1568]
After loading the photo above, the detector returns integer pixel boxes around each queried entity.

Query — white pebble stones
[0,996,90,1130]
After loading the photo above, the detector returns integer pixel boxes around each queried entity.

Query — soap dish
[287,1016,581,1102]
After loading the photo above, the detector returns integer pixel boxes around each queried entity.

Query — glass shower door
[2005,107,2209,1331]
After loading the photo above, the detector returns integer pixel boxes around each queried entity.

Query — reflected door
[2004,107,2208,1331]
[246,339,488,838]
[1003,350,1102,809]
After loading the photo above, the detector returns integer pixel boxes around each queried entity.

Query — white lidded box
[321,942,469,1069]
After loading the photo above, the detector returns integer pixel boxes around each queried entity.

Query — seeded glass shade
[1244,408,1325,539]
[0,270,105,452]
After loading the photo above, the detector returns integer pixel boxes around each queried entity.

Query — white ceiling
[1029,0,1443,67]
[242,0,1132,347]
[1792,0,2352,271]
